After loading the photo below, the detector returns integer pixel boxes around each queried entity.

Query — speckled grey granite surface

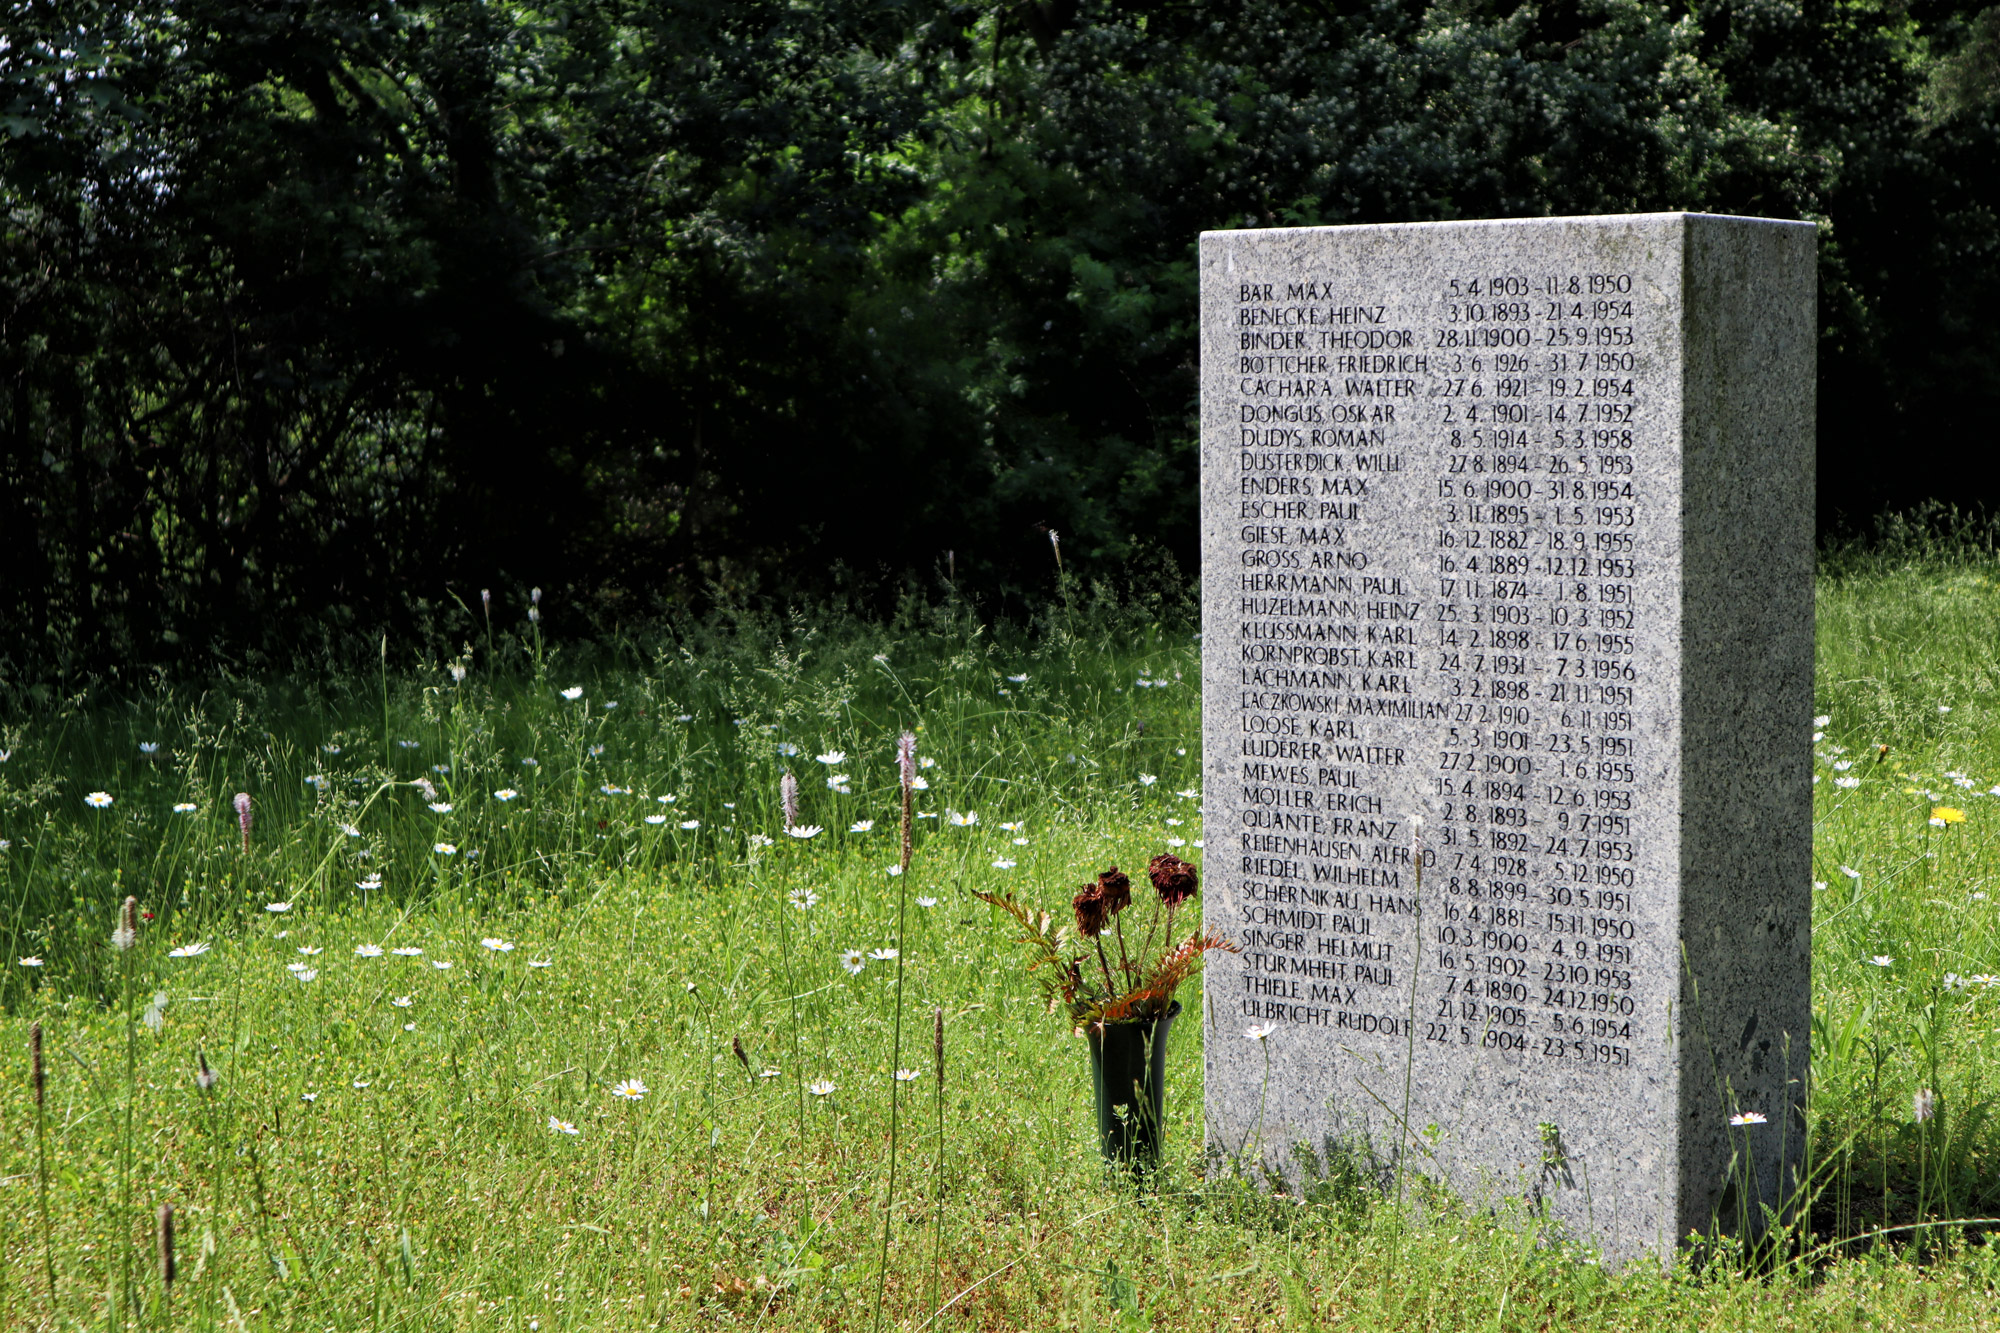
[1198,215,1814,1266]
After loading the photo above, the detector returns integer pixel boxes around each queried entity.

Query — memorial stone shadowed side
[1198,214,1814,1265]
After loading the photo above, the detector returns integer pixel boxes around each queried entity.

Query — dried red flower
[1073,883,1109,938]
[1098,867,1132,916]
[1148,854,1199,907]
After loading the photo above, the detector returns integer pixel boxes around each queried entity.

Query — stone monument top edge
[1198,211,1816,246]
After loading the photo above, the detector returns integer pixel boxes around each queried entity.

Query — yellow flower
[1931,806,1967,826]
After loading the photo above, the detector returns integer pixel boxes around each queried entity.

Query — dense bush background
[5,0,1999,680]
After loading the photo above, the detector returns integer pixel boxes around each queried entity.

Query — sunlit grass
[6,573,2000,1329]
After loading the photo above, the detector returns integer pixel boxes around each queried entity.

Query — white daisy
[481,938,514,952]
[561,686,584,700]
[167,943,211,958]
[1000,821,1024,832]
[679,820,700,830]
[138,742,160,754]
[340,824,361,837]
[548,1116,579,1135]
[20,956,44,967]
[611,1078,647,1100]
[433,843,457,855]
[992,858,1016,869]
[840,949,866,974]
[895,1068,921,1082]
[86,791,114,808]
[428,802,453,814]
[1245,1023,1279,1042]
[264,902,293,914]
[816,751,846,766]
[1007,674,1028,683]
[432,960,452,970]
[291,968,318,983]
[808,1080,836,1096]
[788,825,823,839]
[358,877,383,891]
[301,1092,318,1102]
[528,959,552,968]
[850,820,875,833]
[789,889,820,911]
[1836,777,1860,789]
[645,814,667,825]
[949,810,978,826]
[355,944,384,958]
[1729,1111,1768,1126]
[1138,774,1158,786]
[352,1080,369,1089]
[392,996,413,1008]
[392,946,423,956]
[172,802,197,812]
[1165,838,1186,848]
[657,794,677,804]
[1814,714,1830,727]
[910,775,930,790]
[298,946,321,956]
[870,947,899,961]
[1870,955,1894,967]
[886,865,904,876]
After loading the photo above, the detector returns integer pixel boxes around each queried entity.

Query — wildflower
[887,865,903,876]
[1833,760,1853,771]
[173,802,197,812]
[392,946,423,956]
[304,775,327,790]
[1840,866,1861,879]
[789,889,820,911]
[840,949,866,974]
[1941,705,1954,714]
[611,1078,647,1100]
[870,947,900,961]
[747,832,773,848]
[521,758,539,767]
[644,814,666,825]
[548,1116,579,1136]
[949,810,978,826]
[911,776,930,790]
[588,745,605,758]
[895,1068,921,1082]
[434,843,457,856]
[302,1092,318,1102]
[808,1080,836,1096]
[528,959,552,968]
[167,943,211,958]
[827,774,851,792]
[850,820,875,833]
[1245,1023,1279,1042]
[658,793,677,804]
[392,996,413,1008]
[1149,854,1200,907]
[680,820,700,830]
[398,740,420,750]
[432,960,453,970]
[20,956,44,967]
[414,777,438,801]
[1836,777,1860,789]
[340,824,361,837]
[358,877,383,891]
[919,756,936,769]
[1000,821,1024,832]
[788,825,824,839]
[139,742,160,755]
[817,751,846,766]
[112,896,139,951]
[1729,1111,1768,1126]
[675,714,693,722]
[599,784,630,796]
[777,742,801,757]
[352,1080,370,1090]
[917,896,937,908]
[1870,955,1895,967]
[1932,807,1966,826]
[561,686,584,700]
[1011,837,1029,846]
[1177,788,1200,799]
[481,938,514,952]
[760,1068,782,1078]
[86,791,114,809]
[1165,837,1187,848]
[428,802,453,814]
[781,772,799,829]
[355,944,384,958]
[1138,774,1158,786]
[603,702,618,711]
[1007,674,1029,683]
[992,858,1016,869]
[1914,1089,1937,1123]
[449,662,468,682]
[292,968,318,982]
[297,946,321,956]
[1814,714,1831,727]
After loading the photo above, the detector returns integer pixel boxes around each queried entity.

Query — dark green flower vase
[1087,1002,1180,1169]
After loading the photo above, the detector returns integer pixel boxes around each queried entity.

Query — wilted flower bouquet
[976,853,1238,1028]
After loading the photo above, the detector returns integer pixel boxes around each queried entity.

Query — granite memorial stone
[1199,213,1815,1263]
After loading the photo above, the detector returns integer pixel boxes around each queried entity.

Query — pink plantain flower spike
[234,792,253,854]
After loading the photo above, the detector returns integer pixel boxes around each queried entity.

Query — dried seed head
[1147,854,1199,908]
[934,1007,944,1091]
[732,1036,750,1073]
[159,1203,176,1289]
[196,1051,217,1092]
[780,772,799,831]
[481,588,491,612]
[1072,883,1109,938]
[30,1022,44,1107]
[113,896,139,952]
[898,732,916,789]
[1914,1088,1937,1124]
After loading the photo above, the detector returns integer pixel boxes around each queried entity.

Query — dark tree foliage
[3,0,1997,681]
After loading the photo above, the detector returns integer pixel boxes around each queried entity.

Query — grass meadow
[10,567,2000,1329]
